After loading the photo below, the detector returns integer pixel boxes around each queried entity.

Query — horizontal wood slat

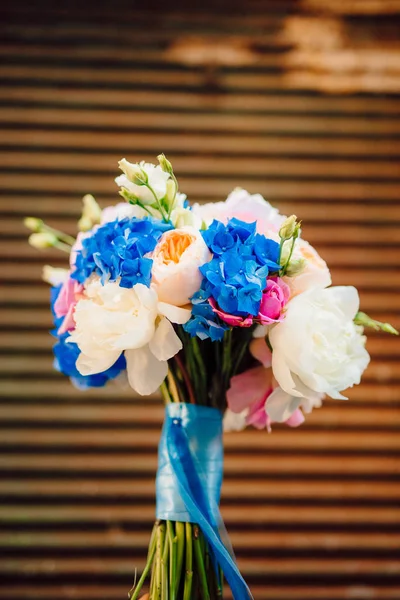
[1,2,400,599]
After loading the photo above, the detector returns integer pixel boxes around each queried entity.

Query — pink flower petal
[285,408,305,428]
[249,337,272,368]
[227,366,272,413]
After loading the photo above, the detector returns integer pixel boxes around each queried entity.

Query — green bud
[78,194,102,231]
[29,232,58,249]
[165,178,176,206]
[157,153,174,175]
[279,215,297,241]
[285,258,306,277]
[354,311,399,335]
[118,158,148,185]
[24,217,43,232]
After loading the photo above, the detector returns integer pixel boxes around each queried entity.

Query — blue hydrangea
[50,286,126,389]
[201,219,279,317]
[183,218,280,341]
[71,217,172,288]
[184,301,229,342]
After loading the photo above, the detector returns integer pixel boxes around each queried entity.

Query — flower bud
[165,178,176,205]
[24,217,43,232]
[42,265,68,286]
[157,153,174,175]
[78,194,102,231]
[279,215,298,241]
[354,311,399,335]
[118,158,148,185]
[285,257,306,277]
[29,232,58,249]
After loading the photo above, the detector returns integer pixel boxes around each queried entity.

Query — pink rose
[258,277,290,325]
[54,275,84,334]
[209,298,253,328]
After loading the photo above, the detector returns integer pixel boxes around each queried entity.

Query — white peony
[192,188,286,237]
[265,386,324,423]
[68,278,190,396]
[268,286,370,420]
[151,226,212,306]
[115,160,170,205]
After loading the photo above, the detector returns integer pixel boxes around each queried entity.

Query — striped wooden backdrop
[0,3,399,599]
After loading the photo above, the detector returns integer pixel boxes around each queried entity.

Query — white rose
[283,238,331,297]
[115,160,170,205]
[268,286,370,419]
[192,188,286,237]
[151,226,212,306]
[68,278,190,395]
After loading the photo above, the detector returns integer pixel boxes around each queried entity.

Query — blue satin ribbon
[156,403,252,600]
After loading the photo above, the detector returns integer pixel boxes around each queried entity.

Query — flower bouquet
[25,155,397,600]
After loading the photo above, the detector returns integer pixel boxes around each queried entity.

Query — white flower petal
[149,317,182,362]
[75,349,122,376]
[158,301,191,324]
[125,346,168,395]
[265,387,302,422]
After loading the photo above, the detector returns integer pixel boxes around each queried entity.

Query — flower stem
[160,381,172,405]
[161,525,169,600]
[175,522,185,594]
[167,521,177,600]
[128,522,158,600]
[193,526,211,600]
[167,370,180,403]
[183,523,193,600]
[174,354,196,405]
[146,182,169,223]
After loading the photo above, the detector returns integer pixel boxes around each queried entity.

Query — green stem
[42,224,76,246]
[175,522,185,594]
[146,182,169,223]
[161,525,169,600]
[155,523,166,600]
[191,337,207,404]
[160,381,172,405]
[280,237,296,276]
[167,370,180,403]
[193,526,210,600]
[167,521,177,600]
[183,523,193,600]
[128,523,158,600]
[174,354,196,405]
[54,240,74,253]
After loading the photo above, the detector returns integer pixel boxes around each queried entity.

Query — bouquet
[25,155,397,600]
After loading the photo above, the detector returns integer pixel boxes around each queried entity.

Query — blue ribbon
[156,403,252,600]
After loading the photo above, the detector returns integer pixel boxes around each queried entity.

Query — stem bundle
[130,521,222,600]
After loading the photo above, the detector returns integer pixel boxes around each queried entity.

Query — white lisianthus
[68,278,191,396]
[283,238,331,297]
[268,286,370,422]
[115,159,170,205]
[192,188,285,237]
[101,202,152,224]
[151,226,212,306]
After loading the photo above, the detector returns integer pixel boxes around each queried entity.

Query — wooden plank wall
[0,2,399,599]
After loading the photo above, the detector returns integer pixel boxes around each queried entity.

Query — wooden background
[0,1,399,598]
